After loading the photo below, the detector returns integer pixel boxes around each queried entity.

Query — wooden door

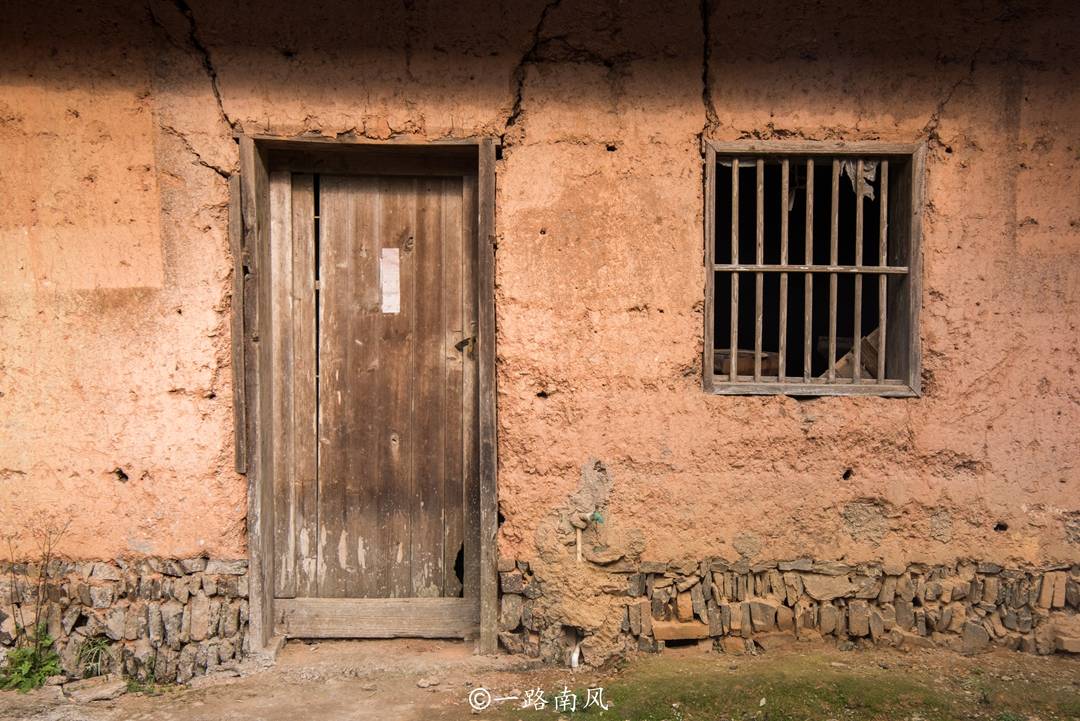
[267,166,480,638]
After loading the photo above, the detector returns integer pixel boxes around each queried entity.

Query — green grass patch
[481,652,1080,721]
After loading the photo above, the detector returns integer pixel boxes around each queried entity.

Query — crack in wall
[504,0,564,136]
[160,125,231,179]
[699,0,718,135]
[923,5,1016,147]
[148,0,237,132]
[172,0,236,131]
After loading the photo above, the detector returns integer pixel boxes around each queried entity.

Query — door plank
[411,178,449,597]
[275,597,479,638]
[477,139,498,653]
[269,171,297,599]
[318,176,377,597]
[291,174,319,598]
[341,176,385,599]
[460,173,481,601]
[441,177,466,598]
[376,177,418,598]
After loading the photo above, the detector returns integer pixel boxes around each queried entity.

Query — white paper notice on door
[380,248,401,314]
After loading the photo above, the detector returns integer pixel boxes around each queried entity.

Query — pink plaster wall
[0,0,1077,570]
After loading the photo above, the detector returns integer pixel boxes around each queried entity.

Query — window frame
[702,140,925,397]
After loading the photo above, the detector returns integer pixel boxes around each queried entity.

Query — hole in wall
[495,146,504,161]
[497,510,506,526]
[113,468,129,483]
[993,521,1008,532]
[536,390,549,399]
[539,228,547,236]
[605,143,617,152]
[454,543,465,598]
[842,468,854,480]
[663,638,703,649]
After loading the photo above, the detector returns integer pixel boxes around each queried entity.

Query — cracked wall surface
[0,0,1077,621]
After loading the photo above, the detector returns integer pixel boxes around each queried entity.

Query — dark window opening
[706,146,921,396]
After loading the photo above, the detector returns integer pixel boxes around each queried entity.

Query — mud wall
[1,0,1077,650]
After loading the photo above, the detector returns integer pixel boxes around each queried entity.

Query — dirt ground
[1,640,1078,721]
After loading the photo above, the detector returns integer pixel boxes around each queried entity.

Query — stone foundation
[0,558,248,683]
[498,557,1080,663]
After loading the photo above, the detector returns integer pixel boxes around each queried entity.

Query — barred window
[703,142,924,396]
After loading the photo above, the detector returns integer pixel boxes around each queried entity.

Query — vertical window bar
[803,159,814,381]
[853,159,864,382]
[878,160,889,382]
[827,159,839,381]
[778,159,789,381]
[754,159,764,382]
[730,159,739,383]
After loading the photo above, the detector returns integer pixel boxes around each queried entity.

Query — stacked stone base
[497,557,1080,663]
[0,558,249,683]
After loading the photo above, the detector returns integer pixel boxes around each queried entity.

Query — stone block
[204,560,247,576]
[675,575,699,593]
[801,574,855,601]
[691,583,706,621]
[91,563,122,582]
[869,609,885,640]
[961,621,990,655]
[88,584,114,608]
[847,600,870,637]
[177,644,197,683]
[652,620,709,641]
[189,593,211,641]
[854,576,882,599]
[499,593,523,631]
[1065,578,1080,609]
[148,603,164,646]
[498,630,528,654]
[782,573,803,604]
[776,605,795,633]
[180,557,208,574]
[819,603,839,636]
[749,599,778,632]
[627,602,641,636]
[499,570,525,594]
[676,591,694,622]
[894,599,914,630]
[64,674,127,703]
[707,602,724,636]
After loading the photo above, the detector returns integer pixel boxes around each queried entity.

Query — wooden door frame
[230,135,499,654]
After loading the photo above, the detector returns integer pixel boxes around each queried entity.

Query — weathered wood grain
[276,597,480,638]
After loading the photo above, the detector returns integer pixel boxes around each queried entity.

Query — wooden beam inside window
[730,159,739,383]
[878,160,889,382]
[827,159,839,382]
[803,158,814,382]
[778,159,789,381]
[853,159,864,382]
[754,159,764,382]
